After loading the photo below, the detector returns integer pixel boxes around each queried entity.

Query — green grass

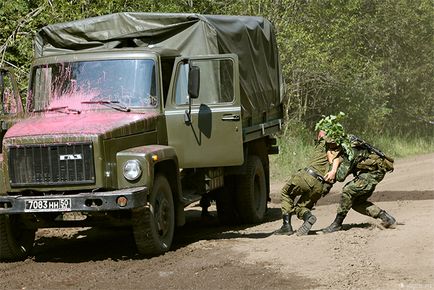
[367,134,434,159]
[270,128,434,181]
[270,126,315,181]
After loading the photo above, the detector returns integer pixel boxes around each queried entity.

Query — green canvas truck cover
[34,12,283,121]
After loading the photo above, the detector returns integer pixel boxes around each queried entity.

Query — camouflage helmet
[314,112,347,145]
[315,112,354,159]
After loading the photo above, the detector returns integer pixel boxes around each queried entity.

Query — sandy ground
[0,153,433,289]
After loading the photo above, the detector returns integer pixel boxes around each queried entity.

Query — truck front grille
[8,143,95,187]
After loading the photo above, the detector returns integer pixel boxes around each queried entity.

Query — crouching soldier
[322,135,396,233]
[274,130,342,236]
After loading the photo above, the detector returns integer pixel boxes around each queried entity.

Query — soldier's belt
[304,167,327,183]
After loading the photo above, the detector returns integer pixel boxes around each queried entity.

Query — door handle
[222,114,240,121]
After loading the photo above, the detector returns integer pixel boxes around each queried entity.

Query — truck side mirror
[188,65,200,99]
[184,65,200,125]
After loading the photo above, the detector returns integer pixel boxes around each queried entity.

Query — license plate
[24,198,72,212]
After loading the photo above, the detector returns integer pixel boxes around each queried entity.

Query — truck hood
[4,111,159,139]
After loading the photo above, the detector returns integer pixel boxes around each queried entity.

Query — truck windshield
[29,59,157,112]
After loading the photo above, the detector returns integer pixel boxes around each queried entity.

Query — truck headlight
[123,160,142,181]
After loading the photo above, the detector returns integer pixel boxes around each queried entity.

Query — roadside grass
[270,129,434,181]
[369,134,434,158]
[270,126,316,181]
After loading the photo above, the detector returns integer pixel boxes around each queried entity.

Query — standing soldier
[275,113,347,236]
[322,135,396,233]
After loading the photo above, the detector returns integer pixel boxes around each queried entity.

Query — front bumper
[0,187,148,214]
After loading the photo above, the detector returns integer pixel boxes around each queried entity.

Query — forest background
[0,0,432,177]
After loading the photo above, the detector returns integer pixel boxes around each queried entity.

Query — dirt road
[0,154,433,289]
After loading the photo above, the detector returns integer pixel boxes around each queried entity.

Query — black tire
[236,155,267,224]
[216,175,240,225]
[0,215,35,261]
[132,174,175,256]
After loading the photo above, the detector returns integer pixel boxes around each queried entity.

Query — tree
[0,0,432,135]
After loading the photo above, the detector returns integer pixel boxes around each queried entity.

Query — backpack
[348,135,394,172]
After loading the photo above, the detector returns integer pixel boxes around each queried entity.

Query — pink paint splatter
[47,89,102,111]
[28,59,157,113]
[5,111,159,138]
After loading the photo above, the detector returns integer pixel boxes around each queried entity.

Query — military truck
[0,13,283,260]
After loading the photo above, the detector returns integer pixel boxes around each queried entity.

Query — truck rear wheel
[0,215,35,261]
[132,174,175,256]
[236,155,267,224]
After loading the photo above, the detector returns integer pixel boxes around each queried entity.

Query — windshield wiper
[81,100,131,112]
[33,106,81,114]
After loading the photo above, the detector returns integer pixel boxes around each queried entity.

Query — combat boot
[322,213,346,233]
[378,210,396,228]
[274,214,294,235]
[296,211,317,236]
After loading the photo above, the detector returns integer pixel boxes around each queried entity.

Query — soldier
[274,130,342,236]
[322,135,396,233]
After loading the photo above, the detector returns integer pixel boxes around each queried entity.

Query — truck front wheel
[236,155,267,224]
[0,215,35,261]
[132,174,175,256]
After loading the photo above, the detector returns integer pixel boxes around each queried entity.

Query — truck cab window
[30,59,158,111]
[175,63,190,105]
[174,58,234,106]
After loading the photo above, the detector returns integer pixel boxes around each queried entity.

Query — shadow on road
[172,206,281,249]
[31,205,282,263]
[310,222,373,235]
[316,190,434,206]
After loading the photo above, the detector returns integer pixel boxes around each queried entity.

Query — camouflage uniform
[280,138,340,219]
[338,169,385,217]
[322,145,396,233]
[337,148,392,218]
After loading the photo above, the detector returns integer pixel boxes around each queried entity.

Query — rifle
[348,135,395,163]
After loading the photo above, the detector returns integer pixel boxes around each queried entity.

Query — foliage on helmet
[315,112,346,144]
[315,112,354,160]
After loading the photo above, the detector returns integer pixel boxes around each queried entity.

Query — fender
[116,145,185,226]
[116,145,179,188]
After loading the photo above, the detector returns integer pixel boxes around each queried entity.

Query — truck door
[165,54,243,168]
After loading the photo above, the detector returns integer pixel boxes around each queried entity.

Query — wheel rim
[154,192,171,238]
